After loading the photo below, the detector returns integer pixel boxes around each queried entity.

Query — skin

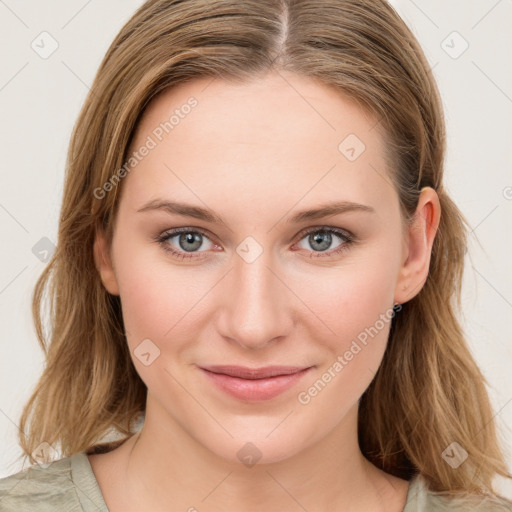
[92,70,440,512]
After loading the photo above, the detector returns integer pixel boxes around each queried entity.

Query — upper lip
[199,365,311,379]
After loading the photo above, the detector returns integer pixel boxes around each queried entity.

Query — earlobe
[93,229,120,296]
[394,187,441,305]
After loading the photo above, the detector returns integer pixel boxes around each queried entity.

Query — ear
[394,187,441,305]
[93,228,120,296]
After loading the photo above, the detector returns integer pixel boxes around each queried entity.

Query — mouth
[198,365,314,401]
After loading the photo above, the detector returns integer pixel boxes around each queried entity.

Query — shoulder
[0,456,78,511]
[0,452,108,512]
[404,474,512,511]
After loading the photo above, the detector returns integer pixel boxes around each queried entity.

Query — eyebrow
[136,199,375,225]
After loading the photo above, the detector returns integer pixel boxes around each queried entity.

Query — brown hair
[16,0,511,505]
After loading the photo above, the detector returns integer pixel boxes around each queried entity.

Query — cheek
[293,250,399,394]
[113,258,203,396]
[293,289,396,435]
[111,237,199,354]
[293,254,398,348]
[113,223,400,387]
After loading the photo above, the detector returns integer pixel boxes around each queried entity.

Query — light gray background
[1,0,511,498]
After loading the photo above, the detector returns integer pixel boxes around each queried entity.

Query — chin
[190,422,315,468]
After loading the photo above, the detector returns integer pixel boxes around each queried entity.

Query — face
[95,71,435,465]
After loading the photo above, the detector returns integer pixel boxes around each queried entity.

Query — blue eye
[155,228,216,260]
[155,226,354,260]
[295,227,353,258]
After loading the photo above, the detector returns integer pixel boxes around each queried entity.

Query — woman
[1,0,510,510]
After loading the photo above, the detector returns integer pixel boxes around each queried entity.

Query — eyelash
[154,226,355,261]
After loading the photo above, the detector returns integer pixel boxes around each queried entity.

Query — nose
[216,247,294,351]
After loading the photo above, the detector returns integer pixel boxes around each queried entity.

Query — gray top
[0,452,510,511]
[0,453,107,512]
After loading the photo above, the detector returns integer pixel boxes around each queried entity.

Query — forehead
[120,71,396,221]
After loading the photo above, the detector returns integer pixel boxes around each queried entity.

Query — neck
[110,399,408,512]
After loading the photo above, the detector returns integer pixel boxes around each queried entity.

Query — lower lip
[200,367,313,402]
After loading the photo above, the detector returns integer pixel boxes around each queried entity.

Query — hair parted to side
[17,0,511,505]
